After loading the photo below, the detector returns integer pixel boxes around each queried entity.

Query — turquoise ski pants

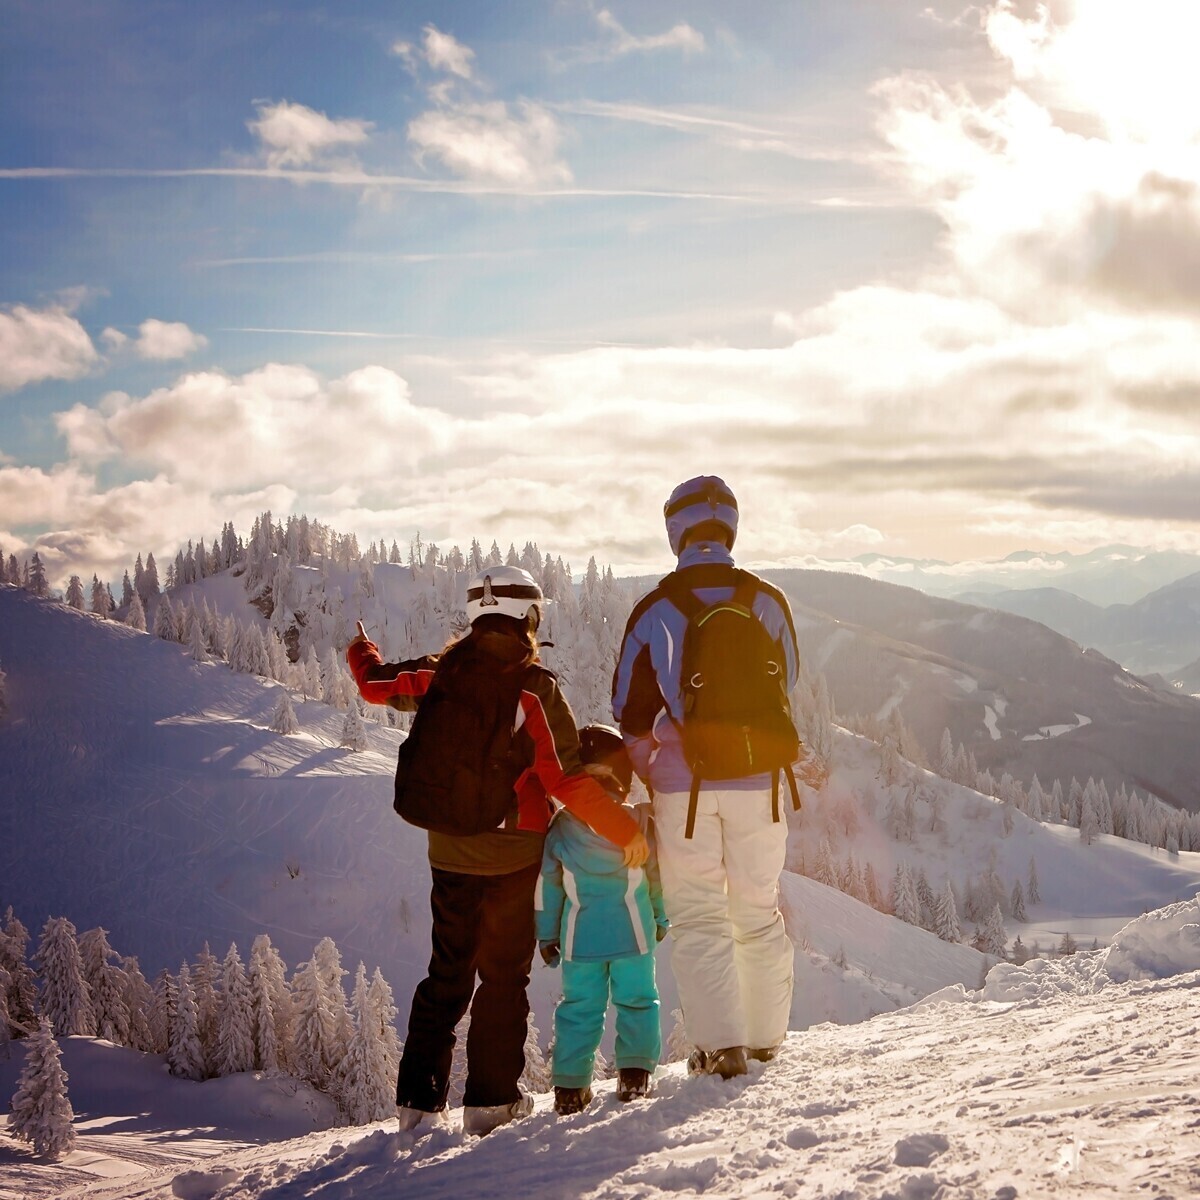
[553,953,661,1087]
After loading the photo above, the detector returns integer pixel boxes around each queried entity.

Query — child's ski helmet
[664,475,738,555]
[466,565,544,628]
[578,723,634,794]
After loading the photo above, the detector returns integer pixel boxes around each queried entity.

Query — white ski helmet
[664,475,738,556]
[466,565,545,628]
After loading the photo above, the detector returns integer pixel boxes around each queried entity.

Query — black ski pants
[397,862,539,1111]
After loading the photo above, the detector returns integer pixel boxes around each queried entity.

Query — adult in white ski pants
[653,786,792,1054]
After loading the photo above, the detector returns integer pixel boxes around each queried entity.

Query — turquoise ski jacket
[535,803,668,962]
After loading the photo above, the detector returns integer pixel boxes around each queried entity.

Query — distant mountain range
[956,571,1200,680]
[754,570,1200,811]
[850,545,1200,608]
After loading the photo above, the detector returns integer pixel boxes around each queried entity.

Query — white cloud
[594,9,705,56]
[421,25,475,78]
[874,1,1200,316]
[0,303,98,393]
[55,363,455,492]
[101,327,128,351]
[248,100,373,169]
[133,319,208,361]
[409,100,572,186]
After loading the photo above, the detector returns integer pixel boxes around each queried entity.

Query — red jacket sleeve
[516,669,640,849]
[347,640,438,711]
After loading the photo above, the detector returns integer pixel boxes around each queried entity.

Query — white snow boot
[396,1105,451,1134]
[463,1091,534,1136]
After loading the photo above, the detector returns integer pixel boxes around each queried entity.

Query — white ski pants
[652,786,793,1053]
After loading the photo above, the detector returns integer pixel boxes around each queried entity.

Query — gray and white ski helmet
[664,475,738,555]
[466,564,545,628]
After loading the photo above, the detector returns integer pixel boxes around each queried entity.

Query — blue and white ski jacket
[611,540,800,796]
[535,804,668,962]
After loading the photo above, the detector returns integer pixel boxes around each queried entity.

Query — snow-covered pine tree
[65,575,85,610]
[337,963,395,1124]
[35,917,96,1037]
[1010,880,1028,922]
[269,688,299,735]
[978,904,1008,958]
[933,879,962,942]
[120,956,156,1052]
[666,1007,692,1062]
[340,699,369,751]
[125,591,147,632]
[214,943,255,1076]
[153,594,175,640]
[78,927,130,1045]
[148,970,173,1055]
[313,936,353,1069]
[290,957,339,1093]
[0,654,7,721]
[366,967,401,1094]
[90,574,111,618]
[2,910,38,1035]
[189,614,209,662]
[891,864,920,926]
[448,1013,470,1105]
[1057,931,1078,957]
[248,934,292,1072]
[167,964,205,1080]
[27,553,50,598]
[191,943,220,1076]
[520,1011,552,1094]
[9,1017,76,1159]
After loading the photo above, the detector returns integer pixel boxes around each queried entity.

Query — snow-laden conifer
[366,967,401,1094]
[3,908,40,1033]
[35,917,95,1037]
[167,963,204,1080]
[0,964,11,1046]
[340,700,369,751]
[249,934,292,1072]
[214,942,254,1076]
[65,575,85,610]
[269,688,299,735]
[153,594,175,640]
[148,970,174,1057]
[933,879,962,943]
[121,956,156,1052]
[78,927,130,1045]
[0,654,7,721]
[191,943,220,1076]
[90,574,111,618]
[520,1011,552,1094]
[978,904,1009,958]
[290,958,340,1092]
[9,1017,76,1159]
[337,963,395,1124]
[189,613,209,662]
[125,591,147,632]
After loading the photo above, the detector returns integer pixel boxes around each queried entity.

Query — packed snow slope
[4,901,1200,1200]
[4,584,1200,1039]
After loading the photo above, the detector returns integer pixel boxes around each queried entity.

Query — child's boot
[617,1068,652,1101]
[554,1085,593,1115]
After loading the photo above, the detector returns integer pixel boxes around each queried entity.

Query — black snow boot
[617,1068,653,1102]
[687,1046,748,1080]
[554,1085,593,1115]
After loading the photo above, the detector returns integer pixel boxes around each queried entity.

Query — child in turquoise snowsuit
[535,725,668,1113]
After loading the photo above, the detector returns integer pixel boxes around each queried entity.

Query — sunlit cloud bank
[0,304,98,393]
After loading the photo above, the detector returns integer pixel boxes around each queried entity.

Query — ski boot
[554,1085,593,1115]
[617,1068,653,1101]
[463,1091,533,1136]
[687,1046,748,1079]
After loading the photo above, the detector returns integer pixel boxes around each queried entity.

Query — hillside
[758,569,1200,810]
[4,582,1199,1030]
[960,570,1200,679]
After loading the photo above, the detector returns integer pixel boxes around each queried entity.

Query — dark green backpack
[662,569,801,836]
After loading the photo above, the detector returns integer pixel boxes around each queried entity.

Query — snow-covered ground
[4,901,1199,1200]
[5,583,1200,1198]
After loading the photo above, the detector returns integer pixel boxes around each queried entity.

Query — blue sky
[3,0,1200,586]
